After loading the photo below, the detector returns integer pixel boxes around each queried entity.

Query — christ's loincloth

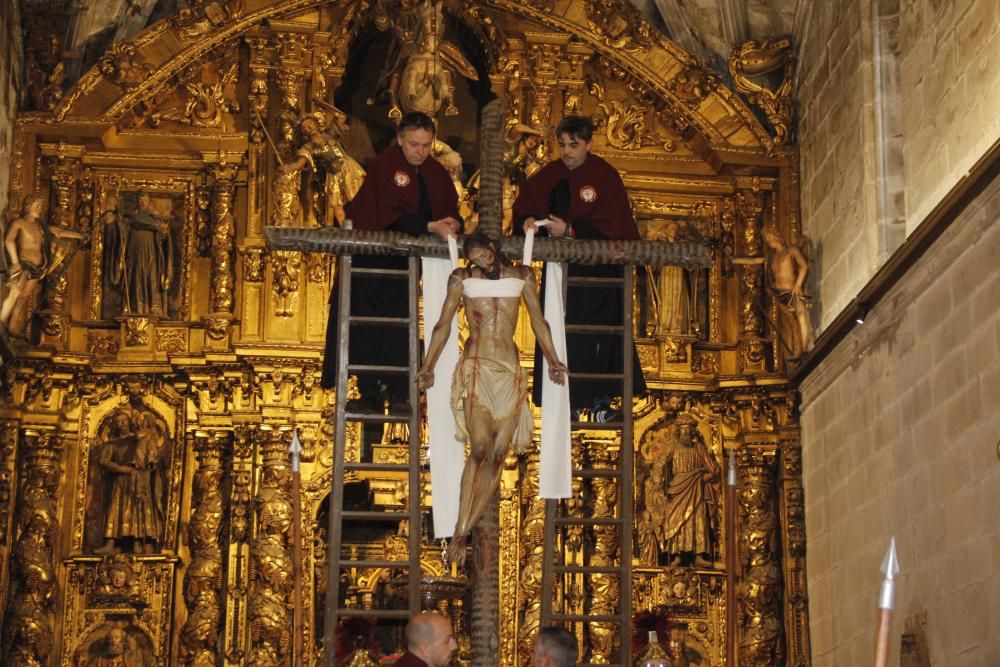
[450,355,534,453]
[770,288,811,309]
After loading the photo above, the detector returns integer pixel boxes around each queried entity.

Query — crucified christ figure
[417,232,567,567]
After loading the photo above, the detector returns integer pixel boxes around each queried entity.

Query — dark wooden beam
[264,226,713,269]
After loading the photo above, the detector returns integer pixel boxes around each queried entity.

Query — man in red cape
[513,115,646,416]
[321,111,461,409]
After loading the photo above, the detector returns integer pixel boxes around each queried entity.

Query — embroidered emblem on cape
[394,170,411,187]
[579,185,598,203]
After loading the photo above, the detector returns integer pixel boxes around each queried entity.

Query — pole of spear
[874,537,899,667]
[289,429,305,667]
[251,101,286,168]
[725,448,738,667]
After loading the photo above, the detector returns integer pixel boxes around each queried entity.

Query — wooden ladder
[540,267,636,666]
[322,254,424,662]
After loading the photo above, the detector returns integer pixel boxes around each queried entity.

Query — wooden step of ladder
[322,255,424,663]
[541,266,636,665]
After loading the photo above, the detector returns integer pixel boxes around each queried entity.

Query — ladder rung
[350,267,410,276]
[554,565,623,575]
[571,421,623,431]
[344,462,411,472]
[341,511,409,521]
[338,559,410,568]
[347,364,410,374]
[552,565,622,574]
[569,372,624,380]
[334,609,411,619]
[550,613,624,623]
[571,469,622,478]
[566,277,623,287]
[350,316,411,325]
[554,517,622,526]
[344,411,412,423]
[564,324,623,333]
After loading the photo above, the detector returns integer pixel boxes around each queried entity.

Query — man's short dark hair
[555,116,594,142]
[398,111,436,135]
[536,626,578,667]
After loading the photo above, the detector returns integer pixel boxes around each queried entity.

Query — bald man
[394,612,458,667]
[531,626,578,667]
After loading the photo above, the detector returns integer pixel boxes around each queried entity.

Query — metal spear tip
[880,536,900,580]
[288,429,303,470]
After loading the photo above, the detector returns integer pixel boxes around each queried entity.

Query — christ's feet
[447,535,468,569]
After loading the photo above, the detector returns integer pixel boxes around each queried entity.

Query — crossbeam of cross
[264,225,712,268]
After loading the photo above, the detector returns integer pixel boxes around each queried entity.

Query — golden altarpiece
[0,0,809,664]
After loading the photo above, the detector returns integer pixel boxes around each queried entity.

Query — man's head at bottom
[405,612,458,667]
[531,626,578,667]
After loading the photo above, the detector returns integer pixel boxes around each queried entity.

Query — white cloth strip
[462,277,525,298]
[447,234,459,268]
[539,261,572,498]
[521,220,552,265]
[422,251,464,538]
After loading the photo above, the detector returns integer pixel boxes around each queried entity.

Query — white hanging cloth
[422,235,464,538]
[524,224,572,499]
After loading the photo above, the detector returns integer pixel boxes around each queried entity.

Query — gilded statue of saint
[650,221,691,335]
[105,191,175,317]
[94,407,168,554]
[78,624,153,667]
[280,111,366,227]
[653,414,719,568]
[1,192,85,337]
[371,0,479,118]
[763,227,813,357]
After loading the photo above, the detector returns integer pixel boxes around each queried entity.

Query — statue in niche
[636,509,659,566]
[642,414,719,568]
[644,219,709,339]
[371,0,479,118]
[76,622,155,667]
[280,110,366,227]
[648,220,691,336]
[1,192,85,337]
[86,387,171,555]
[103,191,181,319]
[665,621,703,667]
[763,227,814,358]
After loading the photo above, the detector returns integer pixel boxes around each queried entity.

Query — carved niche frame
[87,174,197,323]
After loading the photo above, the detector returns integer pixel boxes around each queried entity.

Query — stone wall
[800,174,1000,666]
[796,0,1000,330]
[900,0,1000,230]
[0,0,23,218]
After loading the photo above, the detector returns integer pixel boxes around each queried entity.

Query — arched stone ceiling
[631,0,800,66]
[38,0,778,153]
[41,0,801,75]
